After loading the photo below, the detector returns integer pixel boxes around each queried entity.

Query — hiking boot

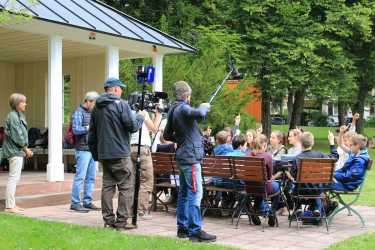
[70,204,89,213]
[177,227,189,239]
[268,215,276,227]
[250,215,261,225]
[83,203,101,211]
[189,230,217,243]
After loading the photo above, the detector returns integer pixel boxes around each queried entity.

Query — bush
[310,111,328,127]
[366,116,375,128]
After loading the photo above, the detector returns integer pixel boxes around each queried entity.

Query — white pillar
[153,54,163,92]
[105,46,119,79]
[47,35,64,182]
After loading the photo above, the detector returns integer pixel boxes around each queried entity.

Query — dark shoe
[268,215,276,227]
[189,230,217,243]
[70,204,89,213]
[251,215,261,226]
[116,224,137,231]
[177,227,189,239]
[83,203,101,211]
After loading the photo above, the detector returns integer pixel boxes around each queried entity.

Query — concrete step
[0,178,102,198]
[0,189,102,209]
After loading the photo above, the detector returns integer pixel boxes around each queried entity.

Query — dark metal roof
[0,0,196,53]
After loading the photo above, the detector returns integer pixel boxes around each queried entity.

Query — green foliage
[366,116,375,128]
[309,111,329,127]
[0,0,37,24]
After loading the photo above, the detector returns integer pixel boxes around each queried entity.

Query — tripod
[132,81,147,226]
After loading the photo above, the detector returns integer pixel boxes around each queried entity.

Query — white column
[47,35,64,182]
[105,46,119,79]
[153,54,163,92]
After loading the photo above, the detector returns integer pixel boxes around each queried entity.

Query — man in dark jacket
[164,81,216,243]
[88,77,145,230]
[70,91,99,213]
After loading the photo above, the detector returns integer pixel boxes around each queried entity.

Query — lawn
[0,213,236,250]
[0,213,234,250]
[327,232,375,250]
[273,125,375,206]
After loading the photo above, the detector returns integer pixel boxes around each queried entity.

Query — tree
[0,0,37,24]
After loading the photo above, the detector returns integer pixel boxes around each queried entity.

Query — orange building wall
[226,80,262,122]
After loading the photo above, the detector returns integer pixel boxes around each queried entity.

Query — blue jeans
[71,150,96,206]
[176,162,203,236]
[255,181,280,212]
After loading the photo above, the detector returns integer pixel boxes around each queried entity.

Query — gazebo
[0,0,195,182]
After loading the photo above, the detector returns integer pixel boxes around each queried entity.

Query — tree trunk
[287,89,294,124]
[352,83,370,134]
[261,82,272,138]
[289,86,306,130]
[337,98,346,126]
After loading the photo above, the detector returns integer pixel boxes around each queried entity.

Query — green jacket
[1,111,28,159]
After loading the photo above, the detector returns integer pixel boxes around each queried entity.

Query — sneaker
[116,224,137,231]
[138,213,152,220]
[70,204,89,213]
[104,223,116,230]
[83,203,101,211]
[189,230,217,243]
[250,215,261,225]
[177,227,189,239]
[313,210,321,217]
[268,215,276,227]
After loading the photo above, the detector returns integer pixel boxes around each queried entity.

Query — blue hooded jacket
[213,144,233,156]
[334,149,369,191]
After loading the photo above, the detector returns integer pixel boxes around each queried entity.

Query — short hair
[215,130,228,145]
[300,132,314,149]
[271,131,285,144]
[84,91,99,102]
[173,81,192,101]
[232,134,247,150]
[253,134,268,151]
[9,93,26,110]
[351,134,367,150]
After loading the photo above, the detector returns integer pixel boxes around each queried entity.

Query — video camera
[128,91,170,113]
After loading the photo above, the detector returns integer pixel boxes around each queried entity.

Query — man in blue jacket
[164,81,216,243]
[332,134,369,191]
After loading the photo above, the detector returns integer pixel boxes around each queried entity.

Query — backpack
[28,127,42,148]
[64,122,75,146]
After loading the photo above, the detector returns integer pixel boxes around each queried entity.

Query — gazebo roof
[0,0,196,53]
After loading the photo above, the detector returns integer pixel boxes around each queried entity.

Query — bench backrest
[232,156,268,196]
[151,152,177,175]
[201,155,233,178]
[297,158,336,184]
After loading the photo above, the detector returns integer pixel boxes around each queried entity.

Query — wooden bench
[289,158,336,232]
[328,159,373,228]
[201,155,235,216]
[151,152,178,213]
[231,156,279,231]
[28,148,75,171]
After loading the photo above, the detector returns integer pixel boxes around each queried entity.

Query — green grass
[327,232,375,250]
[0,213,236,250]
[273,125,375,207]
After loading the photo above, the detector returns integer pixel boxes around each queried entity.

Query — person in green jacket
[2,93,33,214]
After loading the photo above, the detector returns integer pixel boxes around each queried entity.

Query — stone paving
[21,202,375,250]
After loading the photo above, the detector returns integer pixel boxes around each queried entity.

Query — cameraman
[130,105,162,220]
[164,81,216,243]
[88,77,146,231]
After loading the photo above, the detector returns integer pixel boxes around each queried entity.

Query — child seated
[332,134,369,192]
[336,125,356,170]
[268,131,287,160]
[250,134,280,227]
[213,130,233,156]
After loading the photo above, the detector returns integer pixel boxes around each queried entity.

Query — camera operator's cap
[104,77,126,89]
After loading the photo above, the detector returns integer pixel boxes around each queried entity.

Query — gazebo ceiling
[0,27,139,63]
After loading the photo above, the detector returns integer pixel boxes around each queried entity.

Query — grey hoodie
[88,93,144,161]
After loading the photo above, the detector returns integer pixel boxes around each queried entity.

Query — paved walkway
[23,202,375,250]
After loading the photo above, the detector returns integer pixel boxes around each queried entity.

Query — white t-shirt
[130,111,152,147]
[151,119,167,152]
[336,146,349,171]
